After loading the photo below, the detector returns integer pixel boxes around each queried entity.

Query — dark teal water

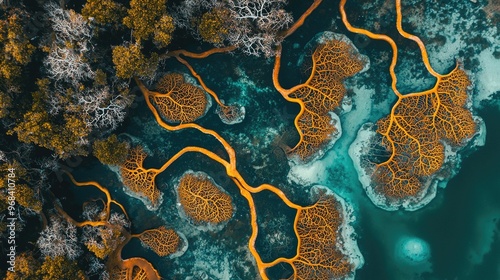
[355,107,500,280]
[63,0,500,279]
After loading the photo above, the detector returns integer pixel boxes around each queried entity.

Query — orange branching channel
[120,146,163,207]
[174,56,245,124]
[340,0,477,201]
[55,173,168,280]
[273,40,366,162]
[59,171,128,226]
[163,45,238,60]
[57,1,361,279]
[131,78,357,279]
[134,77,238,167]
[246,192,355,279]
[278,0,324,40]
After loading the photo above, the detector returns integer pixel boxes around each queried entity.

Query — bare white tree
[227,0,293,57]
[172,0,293,57]
[37,215,82,260]
[108,212,130,228]
[45,2,92,44]
[172,0,215,30]
[44,46,95,84]
[78,86,133,130]
[87,256,106,276]
[44,2,94,84]
[81,201,103,221]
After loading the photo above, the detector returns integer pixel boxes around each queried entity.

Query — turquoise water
[355,108,500,280]
[61,0,500,278]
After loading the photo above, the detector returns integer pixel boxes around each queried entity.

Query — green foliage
[92,134,130,165]
[154,14,175,48]
[37,256,86,280]
[123,0,170,41]
[198,8,232,45]
[9,79,90,159]
[82,0,126,25]
[112,43,159,79]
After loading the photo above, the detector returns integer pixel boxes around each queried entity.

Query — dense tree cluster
[112,43,159,79]
[0,10,35,82]
[0,0,324,279]
[81,0,126,25]
[174,0,294,56]
[37,215,82,260]
[92,134,130,165]
[4,253,86,280]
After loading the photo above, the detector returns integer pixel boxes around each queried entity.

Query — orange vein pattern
[177,172,234,224]
[273,39,366,162]
[120,146,162,207]
[174,55,245,124]
[150,72,209,124]
[55,173,162,280]
[134,79,357,279]
[340,0,477,201]
[134,226,181,257]
[56,1,361,279]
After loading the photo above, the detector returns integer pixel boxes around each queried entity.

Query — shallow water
[65,0,500,278]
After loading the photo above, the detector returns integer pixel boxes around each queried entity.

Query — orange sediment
[55,1,361,278]
[57,171,128,226]
[149,72,209,124]
[120,146,163,207]
[163,45,237,60]
[176,172,234,224]
[272,39,366,161]
[133,226,181,257]
[173,56,244,124]
[340,0,477,200]
[394,0,441,78]
[55,173,161,280]
[134,77,238,166]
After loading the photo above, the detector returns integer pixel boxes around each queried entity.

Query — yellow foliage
[5,14,35,65]
[37,256,86,280]
[154,15,175,48]
[16,184,43,213]
[10,79,90,158]
[4,252,39,280]
[112,44,159,79]
[0,90,11,118]
[85,226,123,259]
[123,0,167,41]
[92,134,130,165]
[198,8,232,45]
[82,0,126,25]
